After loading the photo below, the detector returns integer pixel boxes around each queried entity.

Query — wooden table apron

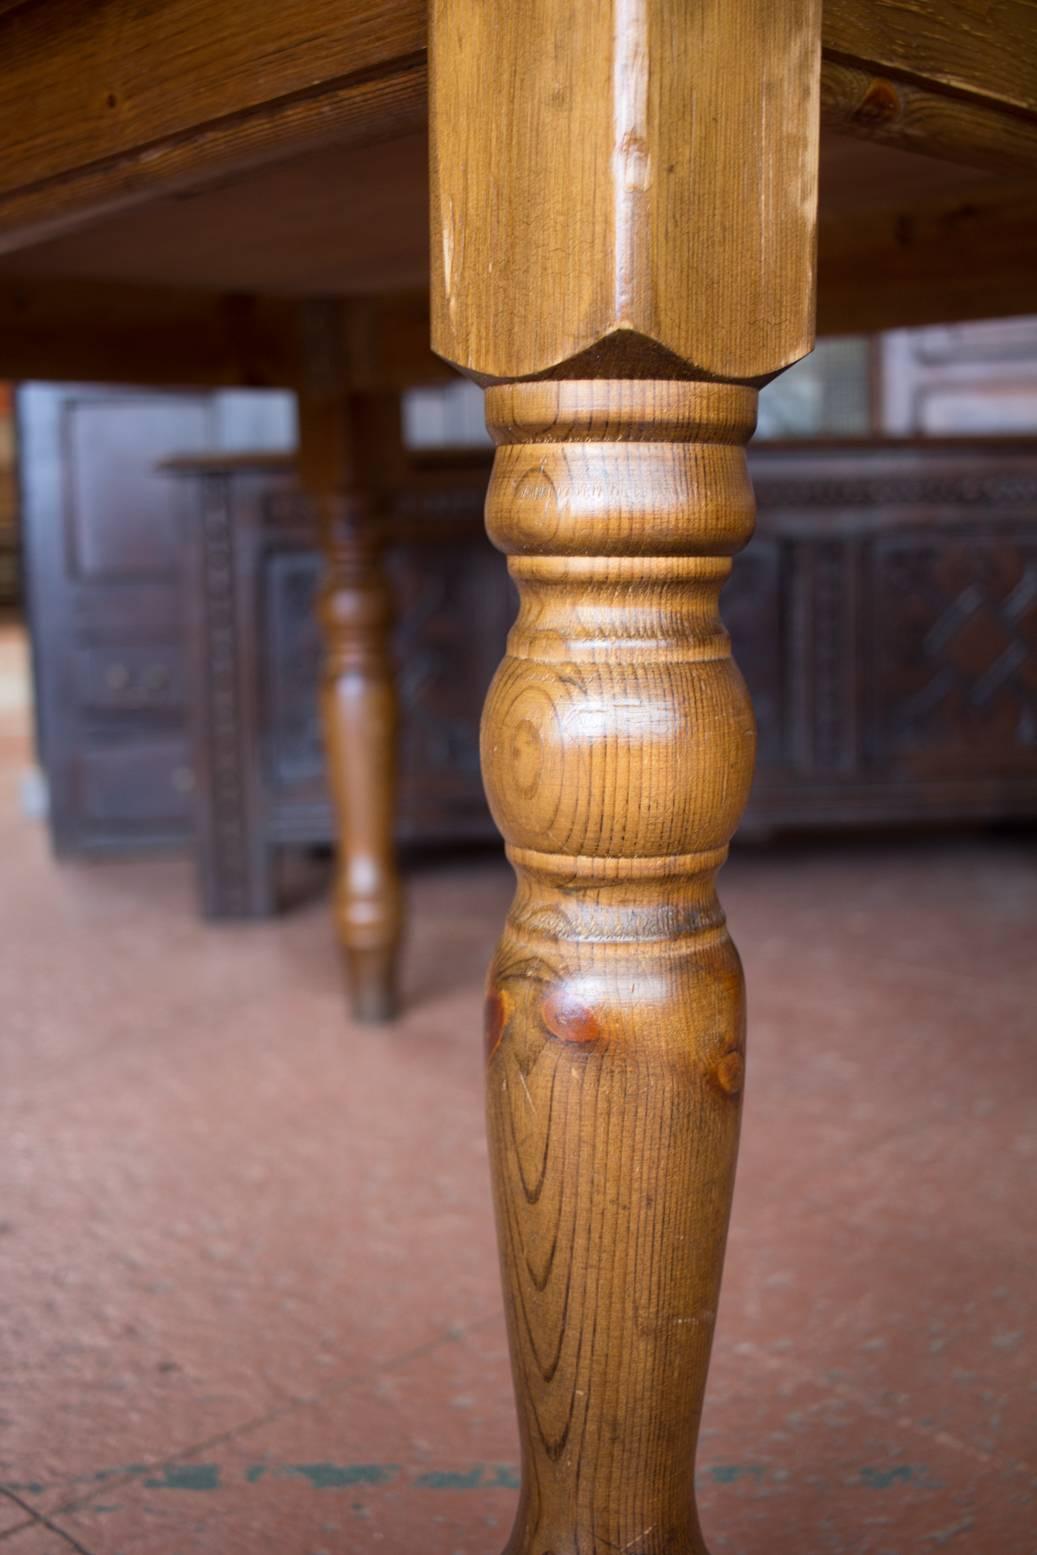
[1,1,1036,1550]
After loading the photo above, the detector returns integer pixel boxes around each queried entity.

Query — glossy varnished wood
[0,1,1035,219]
[2,0,1037,1548]
[431,0,820,382]
[0,0,425,249]
[823,0,1037,117]
[298,307,404,1022]
[481,382,757,1554]
[431,0,821,1548]
[820,59,1037,179]
[2,6,1036,341]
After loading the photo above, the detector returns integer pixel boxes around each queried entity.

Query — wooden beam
[0,0,425,253]
[0,279,447,389]
[822,0,1037,116]
[817,176,1037,335]
[431,4,821,1555]
[821,59,1037,178]
[1,0,1035,272]
[820,0,1037,176]
[0,280,300,386]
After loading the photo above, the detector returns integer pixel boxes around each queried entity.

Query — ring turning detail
[480,379,758,1555]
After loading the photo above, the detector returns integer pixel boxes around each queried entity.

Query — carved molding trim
[753,473,1037,510]
[198,477,251,914]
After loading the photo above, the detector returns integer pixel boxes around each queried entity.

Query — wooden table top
[0,0,1035,385]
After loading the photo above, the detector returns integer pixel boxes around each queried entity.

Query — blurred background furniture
[173,437,1037,919]
[170,448,504,917]
[20,316,1035,869]
[880,317,1037,436]
[18,382,295,855]
[21,407,1037,916]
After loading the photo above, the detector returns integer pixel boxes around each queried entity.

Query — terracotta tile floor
[0,621,1035,1555]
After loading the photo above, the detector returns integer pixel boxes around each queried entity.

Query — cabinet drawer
[76,644,185,713]
[74,740,194,827]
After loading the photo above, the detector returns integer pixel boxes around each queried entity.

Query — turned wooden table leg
[298,311,403,1021]
[315,489,402,1021]
[431,0,821,1547]
[482,381,756,1553]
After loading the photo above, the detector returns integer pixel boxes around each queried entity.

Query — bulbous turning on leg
[480,380,758,1555]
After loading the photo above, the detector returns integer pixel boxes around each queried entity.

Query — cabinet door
[20,383,211,852]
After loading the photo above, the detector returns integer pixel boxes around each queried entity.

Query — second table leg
[298,373,403,1022]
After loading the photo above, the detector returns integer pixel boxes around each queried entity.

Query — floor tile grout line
[0,1489,97,1555]
[0,1487,36,1544]
[39,1308,505,1521]
[739,1338,1037,1482]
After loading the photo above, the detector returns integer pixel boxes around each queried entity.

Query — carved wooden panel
[265,548,323,787]
[264,521,510,842]
[66,394,210,578]
[392,533,509,835]
[29,419,1037,910]
[21,383,210,852]
[867,528,1037,776]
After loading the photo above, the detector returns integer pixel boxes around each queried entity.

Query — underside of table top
[0,0,1035,388]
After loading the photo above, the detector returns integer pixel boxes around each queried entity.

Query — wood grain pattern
[431,1,821,1548]
[481,381,756,1555]
[821,59,1037,178]
[0,0,1035,302]
[0,64,428,257]
[298,302,404,1022]
[817,173,1037,335]
[823,0,1037,116]
[0,133,431,297]
[0,0,424,248]
[0,278,302,387]
[0,278,447,391]
[431,0,821,383]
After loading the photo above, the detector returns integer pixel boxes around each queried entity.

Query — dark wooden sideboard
[20,383,214,850]
[18,380,295,852]
[171,451,509,916]
[22,409,1037,915]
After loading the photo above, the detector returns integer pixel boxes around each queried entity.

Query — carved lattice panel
[867,528,1037,776]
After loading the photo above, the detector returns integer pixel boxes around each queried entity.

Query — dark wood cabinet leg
[184,470,275,919]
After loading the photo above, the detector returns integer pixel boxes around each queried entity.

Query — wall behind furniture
[879,317,1037,434]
